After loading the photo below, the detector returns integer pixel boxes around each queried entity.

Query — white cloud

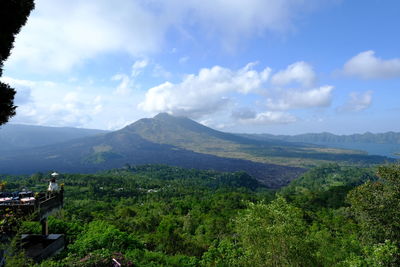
[337,90,373,112]
[238,111,297,124]
[343,50,400,79]
[138,63,270,118]
[7,0,165,72]
[6,0,332,73]
[168,0,330,50]
[1,76,56,88]
[1,75,152,129]
[131,59,149,77]
[31,90,107,127]
[266,86,333,110]
[271,61,316,87]
[140,61,333,126]
[111,59,149,95]
[4,58,333,130]
[112,74,132,96]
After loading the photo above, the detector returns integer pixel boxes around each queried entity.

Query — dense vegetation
[1,163,399,266]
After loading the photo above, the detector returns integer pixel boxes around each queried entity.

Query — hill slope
[0,124,108,151]
[125,113,390,167]
[0,114,391,188]
[0,117,304,188]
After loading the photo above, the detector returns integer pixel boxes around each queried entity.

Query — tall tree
[0,0,35,125]
[235,197,316,266]
[347,164,400,245]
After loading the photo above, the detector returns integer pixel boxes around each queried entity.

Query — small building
[0,187,65,263]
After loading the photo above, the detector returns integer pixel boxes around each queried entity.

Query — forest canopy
[1,163,399,266]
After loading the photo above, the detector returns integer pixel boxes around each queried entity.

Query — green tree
[347,164,400,245]
[0,0,35,125]
[200,238,244,267]
[344,240,399,267]
[235,196,315,266]
[154,215,184,254]
[68,221,142,257]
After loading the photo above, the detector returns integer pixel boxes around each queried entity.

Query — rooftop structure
[0,187,65,264]
[0,189,63,222]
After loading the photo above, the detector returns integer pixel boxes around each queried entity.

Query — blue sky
[1,0,400,134]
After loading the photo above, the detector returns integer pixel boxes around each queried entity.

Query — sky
[1,0,400,134]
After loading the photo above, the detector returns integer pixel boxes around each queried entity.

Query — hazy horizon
[3,113,400,137]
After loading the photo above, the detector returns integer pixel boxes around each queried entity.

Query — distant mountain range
[240,132,400,158]
[240,132,400,144]
[0,124,108,151]
[0,114,394,188]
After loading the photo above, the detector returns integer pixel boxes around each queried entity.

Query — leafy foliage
[281,163,377,209]
[0,0,35,125]
[1,163,400,266]
[235,197,315,266]
[347,164,400,246]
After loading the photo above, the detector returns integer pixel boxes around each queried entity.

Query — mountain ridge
[120,113,390,166]
[239,131,400,158]
[239,131,400,144]
[0,114,306,188]
[0,114,392,188]
[0,123,108,151]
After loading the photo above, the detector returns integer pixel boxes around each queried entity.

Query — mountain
[0,124,108,151]
[123,113,286,153]
[125,113,391,167]
[240,132,400,158]
[0,115,304,188]
[0,114,391,188]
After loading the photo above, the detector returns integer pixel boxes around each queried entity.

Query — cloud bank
[139,61,333,125]
[337,90,373,113]
[0,76,141,129]
[266,86,333,110]
[343,50,400,79]
[271,61,316,87]
[139,64,270,118]
[7,0,333,73]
